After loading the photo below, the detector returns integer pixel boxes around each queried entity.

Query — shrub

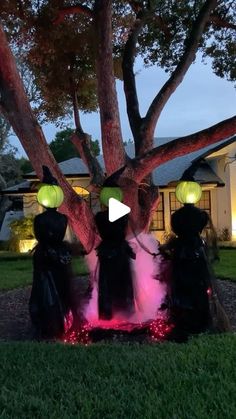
[8,215,35,252]
[0,240,10,251]
[217,227,231,242]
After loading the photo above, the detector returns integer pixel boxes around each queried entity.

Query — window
[150,192,165,231]
[169,191,182,215]
[196,190,211,215]
[169,190,211,216]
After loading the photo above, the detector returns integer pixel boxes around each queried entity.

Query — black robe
[169,235,211,336]
[95,210,135,320]
[29,209,73,338]
[163,205,212,340]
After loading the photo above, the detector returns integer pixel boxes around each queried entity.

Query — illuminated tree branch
[132,116,236,182]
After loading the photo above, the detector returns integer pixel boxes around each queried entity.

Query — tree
[0,1,235,251]
[49,128,100,162]
[19,157,33,175]
[0,116,22,186]
[19,128,100,173]
[0,115,18,226]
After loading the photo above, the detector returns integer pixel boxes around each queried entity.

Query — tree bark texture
[0,25,97,251]
[0,0,235,245]
[94,0,126,175]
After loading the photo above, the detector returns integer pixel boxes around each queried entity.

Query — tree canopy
[19,128,100,174]
[0,0,235,250]
[0,1,235,123]
[0,116,21,186]
[49,128,100,162]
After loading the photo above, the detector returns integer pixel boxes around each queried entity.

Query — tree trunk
[94,0,126,175]
[0,4,235,251]
[0,174,11,230]
[0,24,97,252]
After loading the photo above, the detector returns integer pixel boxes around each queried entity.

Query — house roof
[1,135,235,195]
[179,160,225,186]
[148,136,236,186]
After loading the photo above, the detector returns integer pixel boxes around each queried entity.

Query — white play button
[108,198,131,222]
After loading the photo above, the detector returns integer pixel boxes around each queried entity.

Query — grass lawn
[0,334,235,418]
[0,252,88,291]
[214,249,236,281]
[0,251,235,418]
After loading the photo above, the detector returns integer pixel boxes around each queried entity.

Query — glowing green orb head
[99,186,123,207]
[175,181,202,204]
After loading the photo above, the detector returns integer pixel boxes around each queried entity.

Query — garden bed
[0,277,235,342]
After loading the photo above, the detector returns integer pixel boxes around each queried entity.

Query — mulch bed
[0,278,235,342]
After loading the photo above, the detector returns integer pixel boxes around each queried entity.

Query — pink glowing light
[62,317,173,345]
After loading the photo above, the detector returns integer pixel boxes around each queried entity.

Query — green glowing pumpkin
[175,181,202,204]
[100,187,123,207]
[37,184,64,208]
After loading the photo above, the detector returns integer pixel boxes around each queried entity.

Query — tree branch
[53,4,94,25]
[122,10,171,156]
[210,13,236,30]
[94,0,126,175]
[142,0,218,140]
[69,74,104,186]
[132,115,236,182]
[0,24,97,251]
[154,15,172,40]
[122,12,144,153]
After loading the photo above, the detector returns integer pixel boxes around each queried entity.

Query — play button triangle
[108,198,131,222]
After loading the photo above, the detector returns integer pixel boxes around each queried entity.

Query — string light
[149,319,174,341]
[63,324,91,345]
[62,318,174,345]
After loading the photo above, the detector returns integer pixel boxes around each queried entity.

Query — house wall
[208,142,236,240]
[23,177,99,242]
[22,186,219,244]
[151,189,175,243]
[208,157,231,236]
[23,194,43,217]
[229,160,236,240]
[22,172,232,244]
[151,186,220,244]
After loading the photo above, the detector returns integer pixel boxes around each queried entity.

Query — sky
[11,54,236,157]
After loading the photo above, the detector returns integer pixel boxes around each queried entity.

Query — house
[1,136,236,247]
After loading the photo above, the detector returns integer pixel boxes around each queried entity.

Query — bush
[217,227,231,242]
[8,215,35,252]
[0,240,10,251]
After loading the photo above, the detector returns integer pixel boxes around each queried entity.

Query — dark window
[169,190,211,216]
[150,192,165,231]
[196,190,211,215]
[169,191,182,215]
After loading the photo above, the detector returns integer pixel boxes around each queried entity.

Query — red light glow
[149,319,174,341]
[62,317,174,345]
[63,325,91,345]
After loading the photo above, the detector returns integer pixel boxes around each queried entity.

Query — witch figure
[84,173,167,327]
[160,179,230,341]
[29,166,73,339]
[85,177,136,322]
